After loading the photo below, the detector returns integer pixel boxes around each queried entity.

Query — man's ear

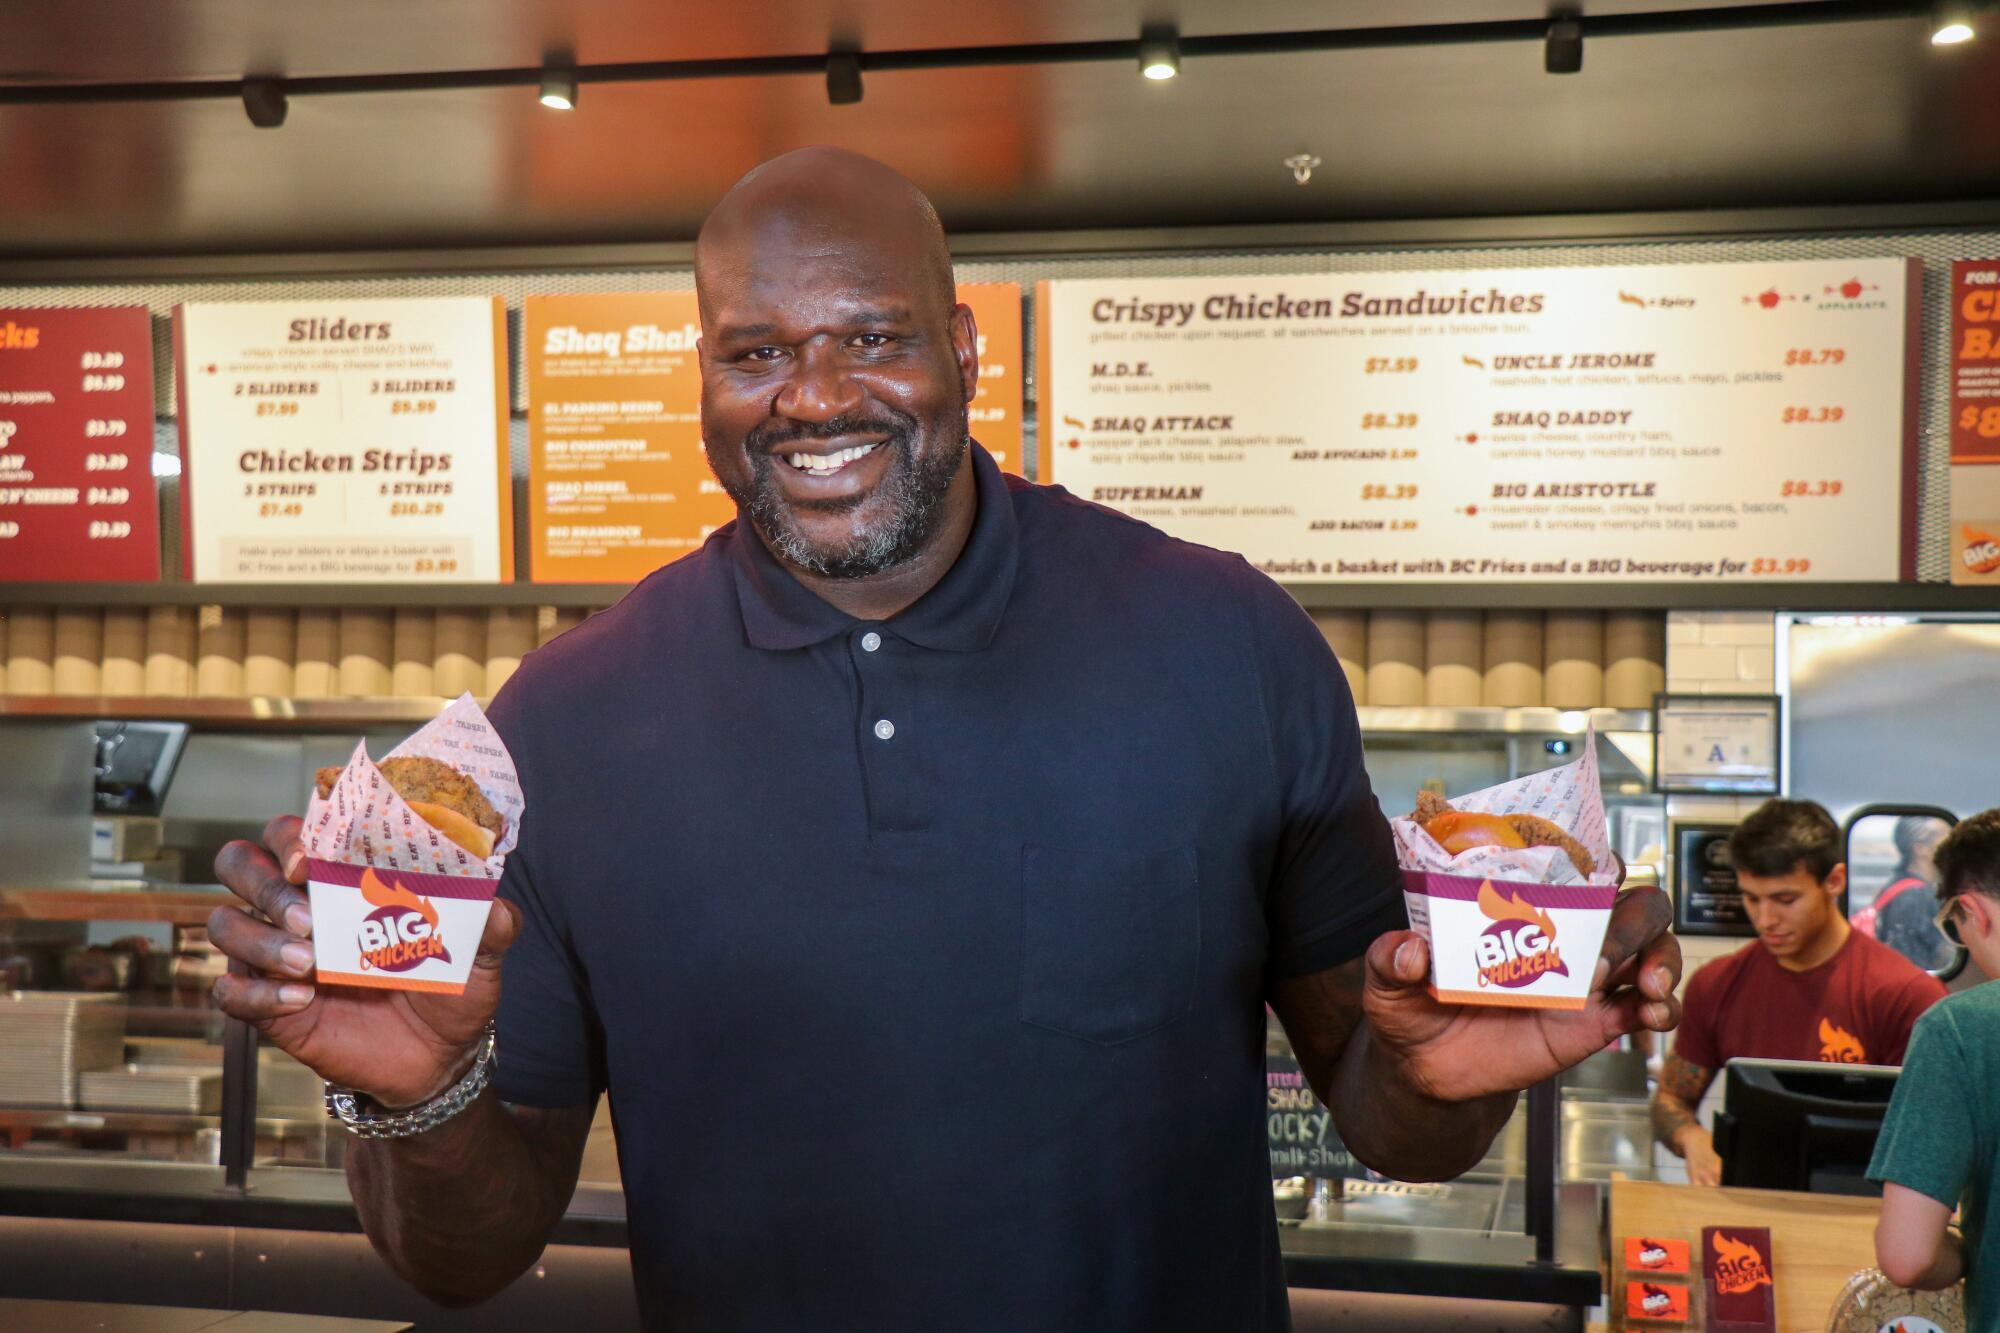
[1963,892,1994,942]
[1825,862,1848,898]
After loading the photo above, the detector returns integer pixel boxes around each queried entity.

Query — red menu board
[0,306,160,581]
[1950,261,2000,584]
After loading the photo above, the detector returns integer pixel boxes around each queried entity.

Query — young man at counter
[1653,798,1945,1187]
[204,148,1682,1331]
[1871,809,2000,1320]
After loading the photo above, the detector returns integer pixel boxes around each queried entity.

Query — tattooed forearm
[1649,1054,1712,1152]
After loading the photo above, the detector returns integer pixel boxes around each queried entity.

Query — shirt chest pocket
[1019,843,1201,1045]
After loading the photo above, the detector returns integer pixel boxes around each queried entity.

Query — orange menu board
[526,291,728,583]
[959,283,1023,474]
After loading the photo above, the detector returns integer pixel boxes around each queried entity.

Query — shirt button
[861,632,882,653]
[873,719,896,742]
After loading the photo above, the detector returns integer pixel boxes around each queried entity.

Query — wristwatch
[324,1022,496,1139]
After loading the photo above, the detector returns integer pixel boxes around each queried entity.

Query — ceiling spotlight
[1284,153,1321,185]
[1932,1,1977,43]
[826,49,863,105]
[1139,24,1180,80]
[1544,17,1584,73]
[539,66,578,110]
[241,78,287,129]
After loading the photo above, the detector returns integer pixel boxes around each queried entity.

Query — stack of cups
[196,605,246,697]
[144,606,195,697]
[6,609,54,694]
[1366,611,1426,707]
[433,608,486,697]
[392,610,436,697]
[53,608,103,696]
[101,608,147,695]
[1423,611,1483,707]
[294,610,339,699]
[1481,612,1544,708]
[1544,612,1605,709]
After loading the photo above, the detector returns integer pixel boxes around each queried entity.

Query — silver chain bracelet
[324,1022,496,1139]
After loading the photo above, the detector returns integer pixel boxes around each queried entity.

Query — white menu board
[1040,259,1918,582]
[176,297,512,582]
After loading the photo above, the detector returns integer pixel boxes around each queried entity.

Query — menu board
[960,283,1024,474]
[175,298,511,583]
[525,291,722,582]
[0,306,160,581]
[1040,259,1918,583]
[1266,1050,1357,1179]
[1950,260,2000,585]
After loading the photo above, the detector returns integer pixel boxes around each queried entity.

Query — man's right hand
[208,814,521,1109]
[1677,1125,1723,1188]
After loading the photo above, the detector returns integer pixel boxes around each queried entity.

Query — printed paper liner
[1389,723,1617,889]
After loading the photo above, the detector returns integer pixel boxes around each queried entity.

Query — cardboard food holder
[300,694,523,996]
[1393,727,1619,1011]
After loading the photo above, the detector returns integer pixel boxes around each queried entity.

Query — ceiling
[1,0,1997,258]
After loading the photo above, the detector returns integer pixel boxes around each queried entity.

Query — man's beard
[721,408,969,579]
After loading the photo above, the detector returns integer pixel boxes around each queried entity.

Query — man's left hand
[1363,884,1681,1104]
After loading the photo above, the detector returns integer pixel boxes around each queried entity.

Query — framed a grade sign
[175,297,512,583]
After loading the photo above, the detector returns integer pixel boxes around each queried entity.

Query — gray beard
[733,427,969,580]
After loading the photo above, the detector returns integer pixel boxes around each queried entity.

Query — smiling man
[208,147,1681,1331]
[1652,798,1945,1187]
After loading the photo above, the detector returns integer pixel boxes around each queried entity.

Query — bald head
[695,147,956,325]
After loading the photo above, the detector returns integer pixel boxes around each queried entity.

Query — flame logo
[1818,1017,1866,1064]
[1963,526,2000,575]
[1637,1238,1669,1266]
[1711,1232,1772,1294]
[1618,290,1648,309]
[1478,881,1558,942]
[360,868,439,934]
[1461,354,1487,369]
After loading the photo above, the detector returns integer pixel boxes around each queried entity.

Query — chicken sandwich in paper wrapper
[1391,727,1618,1011]
[301,694,524,996]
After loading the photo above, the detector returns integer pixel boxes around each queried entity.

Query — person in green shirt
[1870,808,2000,1325]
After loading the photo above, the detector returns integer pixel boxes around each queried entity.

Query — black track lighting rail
[0,1,1936,109]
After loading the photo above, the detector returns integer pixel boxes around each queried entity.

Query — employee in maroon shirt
[1652,798,1947,1186]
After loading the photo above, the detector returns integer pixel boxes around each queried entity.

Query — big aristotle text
[238,448,451,477]
[1091,289,1547,328]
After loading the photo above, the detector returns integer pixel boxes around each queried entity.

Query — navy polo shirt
[487,443,1404,1331]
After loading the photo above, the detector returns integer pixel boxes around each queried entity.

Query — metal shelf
[1355,706,1651,735]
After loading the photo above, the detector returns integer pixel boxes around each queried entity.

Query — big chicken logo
[1711,1232,1773,1295]
[356,868,450,973]
[1819,1017,1866,1063]
[1962,526,2000,576]
[1474,881,1567,989]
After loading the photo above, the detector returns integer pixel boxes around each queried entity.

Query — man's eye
[742,346,784,362]
[852,333,894,349]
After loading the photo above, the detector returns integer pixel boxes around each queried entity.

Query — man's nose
[774,345,864,422]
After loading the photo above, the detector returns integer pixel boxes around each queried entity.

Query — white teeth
[787,442,880,473]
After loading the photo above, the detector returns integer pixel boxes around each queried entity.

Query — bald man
[208,148,1681,1330]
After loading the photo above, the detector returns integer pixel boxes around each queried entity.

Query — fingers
[207,904,317,981]
[263,813,307,884]
[1594,885,1673,992]
[473,896,522,972]
[1635,929,1683,1002]
[211,970,315,1026]
[1365,929,1431,990]
[214,836,312,938]
[1597,983,1683,1038]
